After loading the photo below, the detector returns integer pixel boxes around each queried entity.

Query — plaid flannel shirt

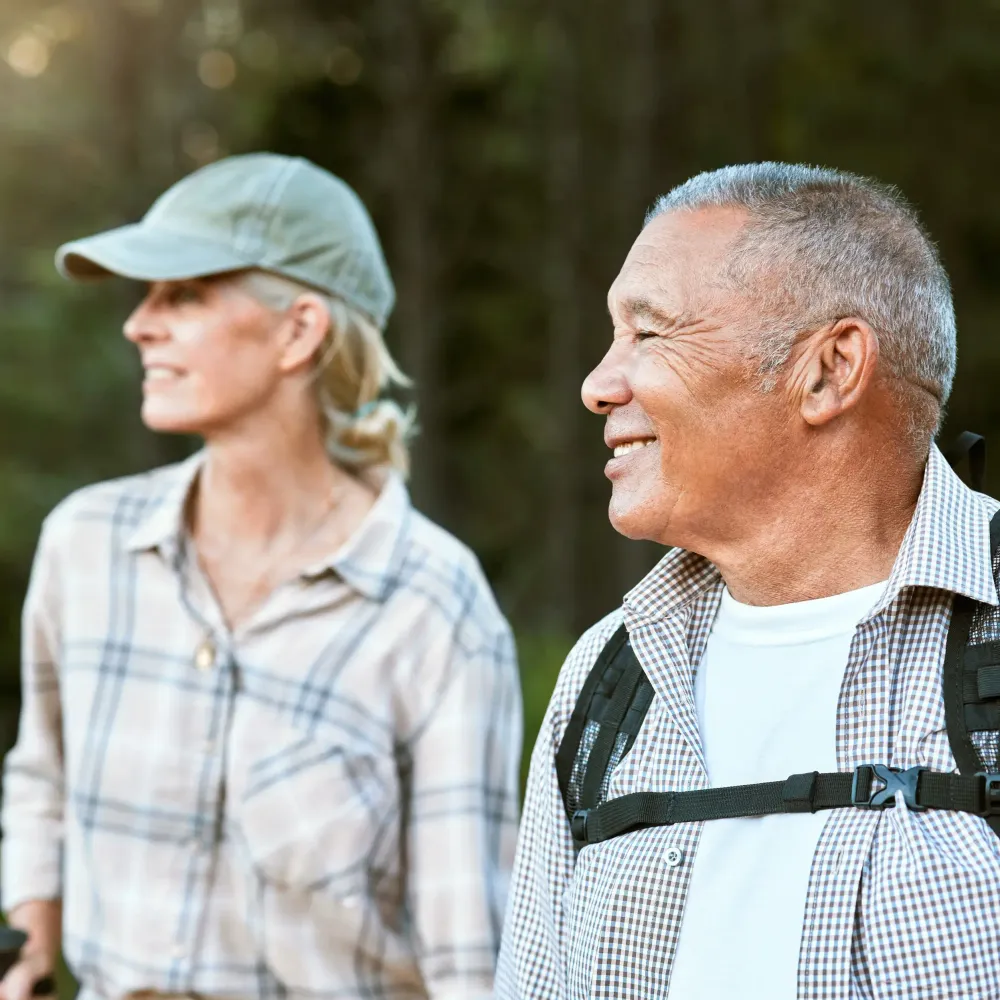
[2,452,522,1000]
[497,443,1000,1000]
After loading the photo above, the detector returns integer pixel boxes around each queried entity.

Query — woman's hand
[0,950,55,1000]
[0,900,61,1000]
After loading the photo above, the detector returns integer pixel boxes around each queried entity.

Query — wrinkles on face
[638,317,737,402]
[596,205,785,548]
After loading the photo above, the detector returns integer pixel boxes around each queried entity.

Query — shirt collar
[624,442,998,625]
[126,452,413,603]
[301,472,413,602]
[868,441,998,616]
[125,450,205,565]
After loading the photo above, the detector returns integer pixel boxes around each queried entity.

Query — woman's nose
[123,296,164,344]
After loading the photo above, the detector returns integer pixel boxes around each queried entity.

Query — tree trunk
[545,0,584,631]
[375,0,441,518]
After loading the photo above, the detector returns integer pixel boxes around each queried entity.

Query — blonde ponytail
[238,270,415,477]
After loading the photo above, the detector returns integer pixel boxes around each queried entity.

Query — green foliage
[515,630,574,789]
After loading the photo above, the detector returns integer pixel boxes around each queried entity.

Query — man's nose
[123,296,165,344]
[582,343,633,414]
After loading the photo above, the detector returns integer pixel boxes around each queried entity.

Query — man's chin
[608,499,657,542]
[607,483,679,544]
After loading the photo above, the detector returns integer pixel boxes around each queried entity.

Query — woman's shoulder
[396,508,512,637]
[41,458,195,547]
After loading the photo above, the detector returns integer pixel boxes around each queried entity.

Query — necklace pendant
[194,637,216,672]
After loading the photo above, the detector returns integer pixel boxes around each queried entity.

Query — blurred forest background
[2,0,1000,771]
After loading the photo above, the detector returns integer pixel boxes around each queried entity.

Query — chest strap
[571,764,1000,845]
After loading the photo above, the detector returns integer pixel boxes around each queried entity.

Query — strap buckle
[851,764,926,811]
[977,773,1000,816]
[570,809,590,842]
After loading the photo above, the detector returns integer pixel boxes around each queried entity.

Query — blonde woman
[0,154,522,1000]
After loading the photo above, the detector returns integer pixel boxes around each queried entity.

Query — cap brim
[55,223,255,283]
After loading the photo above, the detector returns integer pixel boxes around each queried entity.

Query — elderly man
[497,163,1000,999]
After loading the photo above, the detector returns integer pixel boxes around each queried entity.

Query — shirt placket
[797,615,886,998]
[584,607,709,998]
[164,547,240,991]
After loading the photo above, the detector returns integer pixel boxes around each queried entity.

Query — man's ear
[276,293,330,374]
[799,317,879,427]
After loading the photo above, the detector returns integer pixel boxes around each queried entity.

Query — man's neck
[701,449,926,607]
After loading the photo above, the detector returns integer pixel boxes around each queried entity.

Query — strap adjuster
[851,764,927,811]
[571,809,590,842]
[977,773,1000,816]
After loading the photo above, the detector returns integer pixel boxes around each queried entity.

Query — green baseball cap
[56,152,395,328]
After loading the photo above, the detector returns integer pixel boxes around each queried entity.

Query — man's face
[583,206,792,549]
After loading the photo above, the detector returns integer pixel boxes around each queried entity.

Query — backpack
[556,432,1000,847]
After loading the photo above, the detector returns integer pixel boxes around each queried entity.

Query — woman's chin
[140,403,205,436]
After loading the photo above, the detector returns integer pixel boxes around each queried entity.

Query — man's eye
[633,330,657,342]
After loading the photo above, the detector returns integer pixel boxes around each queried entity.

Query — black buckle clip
[978,773,1000,816]
[851,764,926,811]
[570,809,590,842]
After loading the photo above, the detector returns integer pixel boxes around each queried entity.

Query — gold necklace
[191,484,346,662]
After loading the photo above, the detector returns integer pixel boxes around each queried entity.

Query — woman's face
[123,275,293,437]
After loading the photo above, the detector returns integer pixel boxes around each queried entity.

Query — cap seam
[234,156,298,261]
[255,157,308,266]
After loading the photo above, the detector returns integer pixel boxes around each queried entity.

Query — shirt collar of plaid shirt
[122,449,412,602]
[622,442,1000,627]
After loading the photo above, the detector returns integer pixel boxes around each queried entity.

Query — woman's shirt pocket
[235,726,394,890]
[228,716,420,991]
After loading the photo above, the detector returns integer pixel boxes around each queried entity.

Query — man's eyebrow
[618,296,680,330]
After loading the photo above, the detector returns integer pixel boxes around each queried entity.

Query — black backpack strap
[555,624,628,812]
[943,592,982,775]
[571,764,1000,845]
[943,507,1000,834]
[943,431,986,492]
[555,623,655,817]
[578,653,646,809]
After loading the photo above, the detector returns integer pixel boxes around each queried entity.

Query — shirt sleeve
[404,609,522,1000]
[2,515,66,912]
[494,615,621,1000]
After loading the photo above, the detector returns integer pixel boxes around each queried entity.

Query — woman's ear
[276,293,330,374]
[799,317,880,427]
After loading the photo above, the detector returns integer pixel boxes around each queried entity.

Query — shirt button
[194,638,216,672]
[664,847,684,868]
[171,943,186,961]
[342,894,361,909]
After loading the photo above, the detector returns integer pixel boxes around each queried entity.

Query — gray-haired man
[498,163,1000,998]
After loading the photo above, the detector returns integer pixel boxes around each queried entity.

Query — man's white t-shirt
[667,580,886,999]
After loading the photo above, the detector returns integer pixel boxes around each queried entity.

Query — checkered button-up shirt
[497,444,1000,1000]
[2,453,522,1000]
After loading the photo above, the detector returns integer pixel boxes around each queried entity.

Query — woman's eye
[167,284,202,305]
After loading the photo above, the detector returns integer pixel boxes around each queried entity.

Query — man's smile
[612,438,656,458]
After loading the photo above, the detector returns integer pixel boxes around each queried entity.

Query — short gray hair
[648,163,957,426]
